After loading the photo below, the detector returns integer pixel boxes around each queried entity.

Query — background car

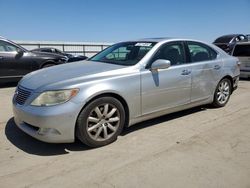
[0,37,68,83]
[31,47,88,62]
[213,34,248,53]
[13,38,240,148]
[232,42,250,78]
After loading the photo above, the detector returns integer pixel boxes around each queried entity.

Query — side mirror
[16,48,24,56]
[150,59,171,71]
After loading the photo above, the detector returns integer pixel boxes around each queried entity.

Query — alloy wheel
[216,80,230,105]
[86,103,120,141]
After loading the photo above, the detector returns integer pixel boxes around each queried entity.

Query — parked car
[213,34,248,53]
[31,48,88,62]
[0,37,68,83]
[13,38,240,147]
[232,42,250,78]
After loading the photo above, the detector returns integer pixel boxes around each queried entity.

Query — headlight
[31,89,79,106]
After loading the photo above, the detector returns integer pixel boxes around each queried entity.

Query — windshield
[89,42,156,66]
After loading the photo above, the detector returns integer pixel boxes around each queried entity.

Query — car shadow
[0,82,18,88]
[5,105,209,156]
[5,118,91,156]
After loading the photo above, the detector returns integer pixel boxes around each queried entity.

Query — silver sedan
[12,38,240,147]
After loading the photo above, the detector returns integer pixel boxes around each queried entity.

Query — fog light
[37,128,61,135]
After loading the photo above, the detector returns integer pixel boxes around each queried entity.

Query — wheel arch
[75,92,130,138]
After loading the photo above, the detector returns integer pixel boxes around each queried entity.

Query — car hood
[19,61,129,91]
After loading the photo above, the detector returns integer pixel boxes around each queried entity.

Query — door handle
[181,70,191,75]
[0,56,3,60]
[214,65,221,70]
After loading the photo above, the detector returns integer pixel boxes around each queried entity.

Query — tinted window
[42,49,53,53]
[55,49,63,54]
[0,41,18,52]
[151,42,186,66]
[187,42,217,62]
[233,45,250,57]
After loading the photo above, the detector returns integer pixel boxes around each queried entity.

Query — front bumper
[12,100,83,143]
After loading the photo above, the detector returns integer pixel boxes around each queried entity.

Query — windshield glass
[89,42,156,66]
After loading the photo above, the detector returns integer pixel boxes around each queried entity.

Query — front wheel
[76,97,125,147]
[212,78,232,107]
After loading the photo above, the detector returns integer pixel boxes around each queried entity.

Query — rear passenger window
[187,42,217,63]
[233,45,250,57]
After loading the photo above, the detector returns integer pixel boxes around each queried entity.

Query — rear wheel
[212,78,232,107]
[76,97,125,147]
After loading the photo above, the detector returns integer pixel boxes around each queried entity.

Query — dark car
[0,37,68,83]
[31,48,88,62]
[213,34,248,53]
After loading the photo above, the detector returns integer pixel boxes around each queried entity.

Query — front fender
[71,75,141,122]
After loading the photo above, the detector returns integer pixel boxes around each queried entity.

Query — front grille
[15,86,32,105]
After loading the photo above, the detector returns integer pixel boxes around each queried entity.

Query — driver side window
[0,40,18,52]
[152,42,186,66]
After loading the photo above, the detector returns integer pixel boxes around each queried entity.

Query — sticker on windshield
[135,43,152,47]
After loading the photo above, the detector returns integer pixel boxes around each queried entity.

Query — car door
[186,41,222,102]
[0,40,32,78]
[141,41,191,115]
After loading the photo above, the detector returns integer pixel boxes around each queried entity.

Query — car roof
[0,36,8,41]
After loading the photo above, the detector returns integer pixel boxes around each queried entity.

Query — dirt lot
[0,80,250,188]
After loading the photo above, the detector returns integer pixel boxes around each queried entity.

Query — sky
[0,0,250,43]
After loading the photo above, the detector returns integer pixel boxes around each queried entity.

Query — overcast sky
[1,0,250,43]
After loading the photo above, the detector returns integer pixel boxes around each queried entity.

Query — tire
[212,78,232,108]
[42,63,56,68]
[76,97,125,147]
